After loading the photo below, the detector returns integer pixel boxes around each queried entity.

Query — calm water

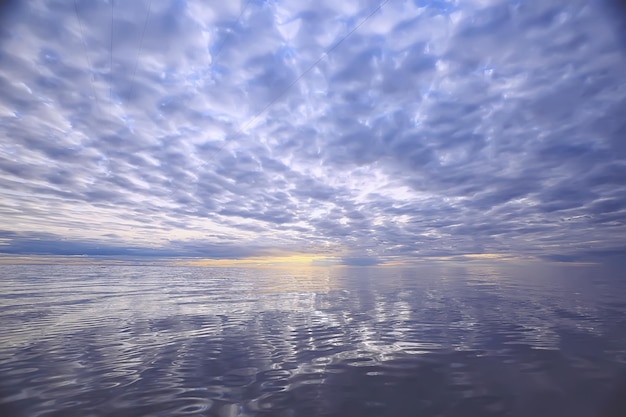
[1,263,625,417]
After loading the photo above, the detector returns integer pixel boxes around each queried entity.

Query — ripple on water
[1,264,626,417]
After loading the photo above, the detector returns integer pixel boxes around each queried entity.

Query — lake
[1,263,625,416]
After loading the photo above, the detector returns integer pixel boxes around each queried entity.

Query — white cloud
[0,0,625,262]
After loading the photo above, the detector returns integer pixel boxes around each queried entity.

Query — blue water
[1,263,625,416]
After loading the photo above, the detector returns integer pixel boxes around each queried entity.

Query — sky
[0,0,625,265]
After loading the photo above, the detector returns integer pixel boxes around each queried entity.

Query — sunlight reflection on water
[1,263,625,416]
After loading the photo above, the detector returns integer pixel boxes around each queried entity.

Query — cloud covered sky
[1,0,625,263]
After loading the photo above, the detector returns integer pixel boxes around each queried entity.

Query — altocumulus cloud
[0,0,625,263]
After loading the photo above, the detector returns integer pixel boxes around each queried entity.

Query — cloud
[0,0,625,262]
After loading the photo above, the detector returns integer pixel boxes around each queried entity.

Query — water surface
[1,263,625,416]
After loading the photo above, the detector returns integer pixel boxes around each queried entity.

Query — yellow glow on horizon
[178,254,340,268]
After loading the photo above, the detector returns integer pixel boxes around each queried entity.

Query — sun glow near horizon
[177,254,342,268]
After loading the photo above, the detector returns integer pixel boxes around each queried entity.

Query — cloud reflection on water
[0,263,625,416]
